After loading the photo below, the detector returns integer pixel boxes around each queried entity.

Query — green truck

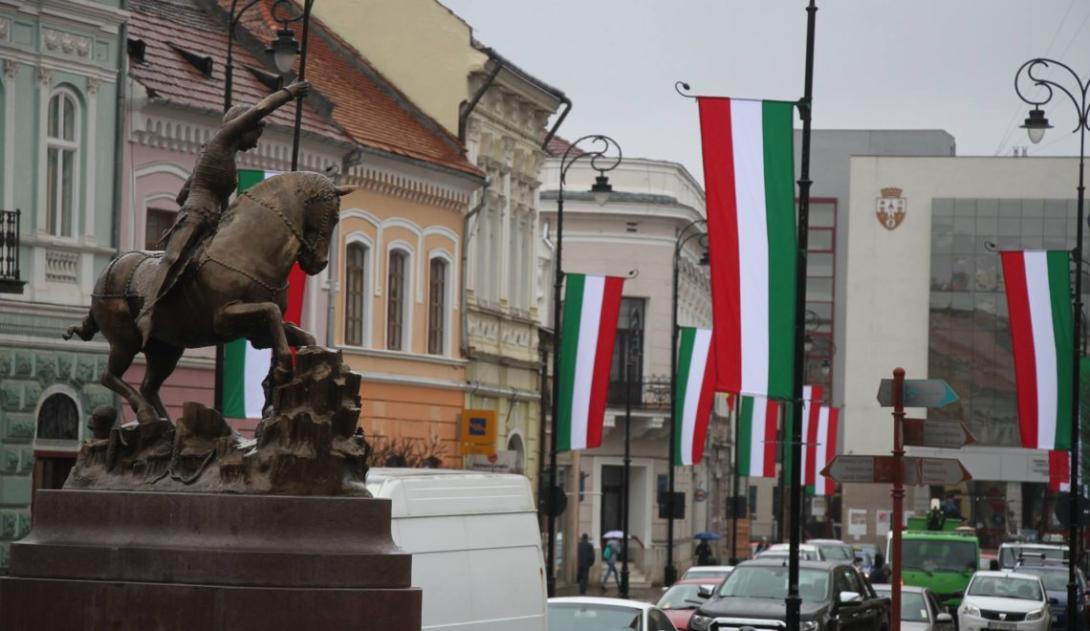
[886,516,980,608]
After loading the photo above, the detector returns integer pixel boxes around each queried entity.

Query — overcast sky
[443,0,1090,184]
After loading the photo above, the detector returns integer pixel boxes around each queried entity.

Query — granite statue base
[0,490,419,630]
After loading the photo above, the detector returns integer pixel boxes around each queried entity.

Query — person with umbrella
[693,532,719,566]
[600,531,622,592]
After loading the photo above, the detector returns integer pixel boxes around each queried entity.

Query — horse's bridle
[240,189,334,260]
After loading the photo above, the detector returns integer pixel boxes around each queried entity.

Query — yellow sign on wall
[458,409,497,455]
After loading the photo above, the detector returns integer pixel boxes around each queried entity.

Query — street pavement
[555,582,664,604]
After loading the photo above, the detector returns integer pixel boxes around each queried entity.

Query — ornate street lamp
[1014,57,1089,631]
[268,0,314,172]
[267,27,300,76]
[546,135,622,597]
[664,217,708,586]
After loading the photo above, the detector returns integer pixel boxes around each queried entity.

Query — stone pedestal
[0,490,419,630]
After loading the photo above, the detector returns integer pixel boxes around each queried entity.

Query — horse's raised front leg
[214,302,292,383]
[284,321,316,348]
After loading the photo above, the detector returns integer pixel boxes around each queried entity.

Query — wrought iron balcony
[0,209,23,294]
[607,376,672,410]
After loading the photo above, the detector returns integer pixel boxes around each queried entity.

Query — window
[145,208,176,250]
[386,250,407,350]
[46,90,80,237]
[427,257,447,355]
[345,242,368,346]
[608,297,645,406]
[36,393,79,441]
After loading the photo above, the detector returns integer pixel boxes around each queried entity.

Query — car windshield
[1016,568,1067,592]
[718,566,829,603]
[967,576,1043,601]
[684,568,730,580]
[763,547,819,561]
[548,603,642,631]
[902,539,977,573]
[819,545,853,561]
[873,589,929,621]
[657,584,708,610]
[1002,546,1067,567]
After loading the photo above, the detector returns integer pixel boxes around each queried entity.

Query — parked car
[807,538,857,562]
[873,585,956,631]
[679,565,734,582]
[852,543,879,577]
[656,578,718,630]
[366,469,546,631]
[549,597,678,631]
[688,558,891,631]
[1013,559,1087,629]
[957,570,1050,631]
[756,543,822,561]
[998,543,1069,569]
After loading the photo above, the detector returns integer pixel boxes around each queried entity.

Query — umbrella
[694,532,722,541]
[603,530,625,540]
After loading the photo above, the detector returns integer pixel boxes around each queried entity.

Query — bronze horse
[65,172,350,424]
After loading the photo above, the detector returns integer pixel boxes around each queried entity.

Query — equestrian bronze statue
[138,80,310,344]
[66,171,351,424]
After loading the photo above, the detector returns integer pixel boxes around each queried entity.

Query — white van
[366,468,548,631]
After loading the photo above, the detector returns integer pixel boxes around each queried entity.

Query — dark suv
[687,558,890,631]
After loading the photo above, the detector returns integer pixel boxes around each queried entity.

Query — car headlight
[802,621,820,631]
[1026,608,1045,621]
[960,603,981,617]
[689,613,713,631]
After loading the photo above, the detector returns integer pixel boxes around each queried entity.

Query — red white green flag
[812,405,839,497]
[222,169,308,419]
[737,395,780,477]
[800,385,824,488]
[1000,250,1073,450]
[1049,449,1071,493]
[783,385,821,485]
[556,273,625,452]
[697,97,797,399]
[674,327,717,465]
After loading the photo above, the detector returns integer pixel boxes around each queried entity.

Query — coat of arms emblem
[876,186,906,231]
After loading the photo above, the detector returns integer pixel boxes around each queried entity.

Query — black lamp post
[620,305,642,599]
[665,217,708,586]
[1014,57,1089,631]
[268,0,314,172]
[546,135,623,597]
[223,0,261,113]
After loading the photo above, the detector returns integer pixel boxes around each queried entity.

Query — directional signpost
[823,455,972,486]
[877,378,959,409]
[902,418,976,449]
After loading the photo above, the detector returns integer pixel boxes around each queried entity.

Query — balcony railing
[606,376,671,410]
[0,209,23,294]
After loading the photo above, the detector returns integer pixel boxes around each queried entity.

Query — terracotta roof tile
[230,0,481,177]
[128,0,350,143]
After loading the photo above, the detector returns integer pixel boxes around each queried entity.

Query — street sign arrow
[902,418,976,449]
[877,379,959,408]
[822,455,972,486]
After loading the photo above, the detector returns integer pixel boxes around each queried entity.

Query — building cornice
[10,0,129,32]
[340,345,467,368]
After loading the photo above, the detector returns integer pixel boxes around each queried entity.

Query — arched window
[427,257,448,355]
[36,393,79,441]
[386,250,407,351]
[46,89,80,238]
[507,432,525,474]
[345,242,369,346]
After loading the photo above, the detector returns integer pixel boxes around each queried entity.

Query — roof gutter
[459,176,490,359]
[458,60,502,144]
[111,2,128,250]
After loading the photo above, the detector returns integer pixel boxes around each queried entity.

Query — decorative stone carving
[36,67,52,87]
[86,78,99,96]
[0,19,9,42]
[42,29,91,58]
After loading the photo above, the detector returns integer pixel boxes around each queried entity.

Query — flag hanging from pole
[1000,250,1073,450]
[800,385,824,488]
[812,405,839,497]
[222,170,308,419]
[737,395,780,477]
[674,327,717,465]
[783,385,822,485]
[1049,449,1071,493]
[697,96,797,399]
[556,273,625,452]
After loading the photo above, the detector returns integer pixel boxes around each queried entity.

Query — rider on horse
[136,80,310,345]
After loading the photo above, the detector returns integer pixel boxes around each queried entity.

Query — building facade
[540,149,720,587]
[310,0,566,483]
[840,155,1086,548]
[0,0,127,567]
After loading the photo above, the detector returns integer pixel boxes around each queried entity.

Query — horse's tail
[63,310,99,341]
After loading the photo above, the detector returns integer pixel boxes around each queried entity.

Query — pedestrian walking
[869,552,890,584]
[577,533,595,595]
[695,539,713,566]
[601,538,621,591]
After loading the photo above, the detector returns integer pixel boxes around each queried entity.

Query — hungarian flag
[674,327,716,465]
[556,273,625,452]
[812,405,840,497]
[1049,449,1071,493]
[784,385,822,484]
[737,395,780,477]
[697,97,797,399]
[1000,250,1073,450]
[222,170,308,419]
